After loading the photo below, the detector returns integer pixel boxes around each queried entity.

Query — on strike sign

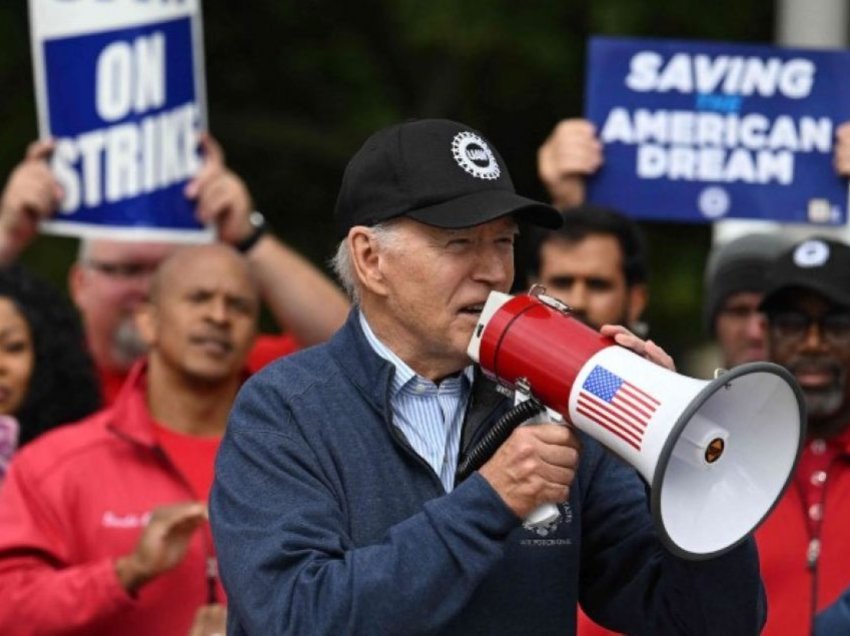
[29,0,213,241]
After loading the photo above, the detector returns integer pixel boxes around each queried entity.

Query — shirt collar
[358,310,474,397]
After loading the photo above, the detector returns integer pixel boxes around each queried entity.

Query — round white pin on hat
[794,239,830,268]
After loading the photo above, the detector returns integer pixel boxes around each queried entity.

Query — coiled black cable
[455,398,545,483]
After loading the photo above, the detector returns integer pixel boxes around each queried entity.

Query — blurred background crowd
[1,0,826,365]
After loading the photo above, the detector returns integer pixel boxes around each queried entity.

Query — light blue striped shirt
[359,311,473,492]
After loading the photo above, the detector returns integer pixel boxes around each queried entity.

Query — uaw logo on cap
[451,131,501,180]
[794,239,831,268]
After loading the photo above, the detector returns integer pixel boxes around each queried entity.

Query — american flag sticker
[576,365,660,450]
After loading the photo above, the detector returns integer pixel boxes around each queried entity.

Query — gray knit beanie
[702,233,791,335]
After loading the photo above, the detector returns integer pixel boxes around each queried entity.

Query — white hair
[330,221,405,304]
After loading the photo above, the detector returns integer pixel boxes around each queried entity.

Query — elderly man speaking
[210,119,765,635]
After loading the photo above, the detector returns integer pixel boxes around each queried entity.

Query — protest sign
[585,36,850,225]
[28,0,212,240]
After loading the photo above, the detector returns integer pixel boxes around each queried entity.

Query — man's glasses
[84,260,158,279]
[769,311,850,345]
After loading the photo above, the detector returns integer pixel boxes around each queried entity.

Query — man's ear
[627,283,649,325]
[349,227,390,297]
[134,303,158,347]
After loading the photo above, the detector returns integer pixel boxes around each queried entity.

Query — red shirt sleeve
[0,454,135,634]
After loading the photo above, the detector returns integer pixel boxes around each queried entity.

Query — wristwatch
[235,211,267,253]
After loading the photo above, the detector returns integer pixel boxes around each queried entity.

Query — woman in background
[0,264,100,480]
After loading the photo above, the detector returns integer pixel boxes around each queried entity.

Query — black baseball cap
[760,237,850,312]
[333,119,562,238]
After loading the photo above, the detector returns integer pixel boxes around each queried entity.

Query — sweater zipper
[386,416,446,491]
[380,374,449,493]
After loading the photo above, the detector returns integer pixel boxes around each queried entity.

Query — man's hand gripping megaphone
[458,288,676,528]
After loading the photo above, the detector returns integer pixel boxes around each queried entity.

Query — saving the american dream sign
[584,36,850,225]
[28,0,212,241]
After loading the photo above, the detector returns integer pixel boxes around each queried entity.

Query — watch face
[248,211,265,229]
[236,212,267,253]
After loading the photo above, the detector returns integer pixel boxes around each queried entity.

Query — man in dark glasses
[755,237,850,636]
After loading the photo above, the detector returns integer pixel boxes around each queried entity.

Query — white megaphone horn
[467,288,806,560]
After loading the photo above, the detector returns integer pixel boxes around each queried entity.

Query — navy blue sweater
[211,310,765,635]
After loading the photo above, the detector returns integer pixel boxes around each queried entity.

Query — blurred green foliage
[0,0,776,361]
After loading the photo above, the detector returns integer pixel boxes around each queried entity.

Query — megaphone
[467,288,805,560]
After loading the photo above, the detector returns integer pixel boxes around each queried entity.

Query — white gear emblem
[451,132,501,180]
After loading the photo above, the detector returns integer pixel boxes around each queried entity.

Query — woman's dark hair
[0,265,101,446]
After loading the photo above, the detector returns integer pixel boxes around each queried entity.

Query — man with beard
[755,237,850,635]
[527,204,649,333]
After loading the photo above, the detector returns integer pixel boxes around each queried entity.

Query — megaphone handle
[455,399,545,483]
[525,502,561,526]
[519,402,565,528]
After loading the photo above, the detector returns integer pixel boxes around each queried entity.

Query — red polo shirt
[756,426,850,635]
